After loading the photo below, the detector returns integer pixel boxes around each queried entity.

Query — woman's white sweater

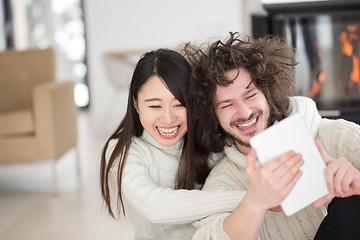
[107,131,246,240]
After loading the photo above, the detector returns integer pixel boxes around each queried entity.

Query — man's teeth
[236,118,257,129]
[157,126,178,136]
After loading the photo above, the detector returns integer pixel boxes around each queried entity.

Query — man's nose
[235,101,252,119]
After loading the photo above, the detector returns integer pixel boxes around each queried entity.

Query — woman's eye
[149,105,161,109]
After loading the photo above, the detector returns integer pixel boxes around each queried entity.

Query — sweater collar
[141,130,184,152]
[224,144,248,168]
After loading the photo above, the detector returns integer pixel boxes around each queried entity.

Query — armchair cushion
[0,109,34,136]
[33,81,77,158]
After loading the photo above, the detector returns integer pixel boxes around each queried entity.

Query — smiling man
[214,68,270,155]
[184,33,360,240]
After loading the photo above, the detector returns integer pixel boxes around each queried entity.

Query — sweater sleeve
[192,213,232,240]
[317,118,360,170]
[191,156,249,239]
[109,140,245,224]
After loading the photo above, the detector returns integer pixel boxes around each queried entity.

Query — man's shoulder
[203,146,248,191]
[210,154,236,173]
[290,96,316,111]
[289,96,322,138]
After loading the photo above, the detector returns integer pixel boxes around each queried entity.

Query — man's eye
[221,104,232,109]
[246,93,256,99]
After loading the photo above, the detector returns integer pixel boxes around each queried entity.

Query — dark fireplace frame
[253,0,360,124]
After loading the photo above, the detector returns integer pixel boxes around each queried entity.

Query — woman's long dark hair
[100,49,210,218]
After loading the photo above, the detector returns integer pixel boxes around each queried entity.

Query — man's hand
[313,140,360,208]
[246,149,303,212]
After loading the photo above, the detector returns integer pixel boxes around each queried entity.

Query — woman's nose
[161,108,176,124]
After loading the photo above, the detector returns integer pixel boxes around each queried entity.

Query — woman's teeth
[236,117,257,129]
[157,126,179,136]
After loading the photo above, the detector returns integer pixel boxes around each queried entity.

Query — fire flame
[308,24,360,98]
[340,25,360,94]
[308,43,325,98]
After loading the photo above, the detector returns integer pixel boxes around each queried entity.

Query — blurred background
[2,0,360,239]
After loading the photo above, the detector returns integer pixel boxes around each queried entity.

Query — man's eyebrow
[245,80,253,89]
[215,99,231,107]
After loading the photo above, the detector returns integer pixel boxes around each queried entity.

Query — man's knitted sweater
[192,96,360,240]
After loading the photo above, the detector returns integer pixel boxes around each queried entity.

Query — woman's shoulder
[106,136,148,157]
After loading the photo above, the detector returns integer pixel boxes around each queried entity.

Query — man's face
[214,68,270,155]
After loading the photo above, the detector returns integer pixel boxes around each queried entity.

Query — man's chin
[233,137,251,148]
[235,139,251,147]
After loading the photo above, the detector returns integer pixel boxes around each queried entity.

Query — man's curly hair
[183,32,298,153]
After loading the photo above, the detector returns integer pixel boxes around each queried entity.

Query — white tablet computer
[250,113,328,216]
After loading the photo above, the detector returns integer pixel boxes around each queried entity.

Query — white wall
[84,0,264,123]
[242,0,266,34]
[0,0,6,51]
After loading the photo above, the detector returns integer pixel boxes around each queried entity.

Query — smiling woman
[134,75,187,146]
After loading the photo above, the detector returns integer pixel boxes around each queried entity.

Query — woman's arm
[115,140,245,224]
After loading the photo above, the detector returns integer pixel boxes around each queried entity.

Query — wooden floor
[0,111,134,240]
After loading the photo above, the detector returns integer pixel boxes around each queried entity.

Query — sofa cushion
[0,109,35,136]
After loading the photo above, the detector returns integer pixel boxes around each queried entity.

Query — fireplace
[253,0,360,124]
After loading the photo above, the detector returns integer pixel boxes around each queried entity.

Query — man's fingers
[313,193,334,208]
[315,140,332,164]
[324,165,335,194]
[246,149,258,173]
[333,162,348,196]
[266,150,296,172]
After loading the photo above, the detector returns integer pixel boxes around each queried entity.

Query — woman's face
[134,75,187,146]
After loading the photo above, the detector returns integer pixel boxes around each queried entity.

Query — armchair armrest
[32,81,78,159]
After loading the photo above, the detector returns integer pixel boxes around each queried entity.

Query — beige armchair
[0,48,79,193]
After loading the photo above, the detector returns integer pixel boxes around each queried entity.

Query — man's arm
[223,149,303,240]
[193,149,304,240]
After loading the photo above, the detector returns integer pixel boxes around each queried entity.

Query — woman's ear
[133,96,139,113]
